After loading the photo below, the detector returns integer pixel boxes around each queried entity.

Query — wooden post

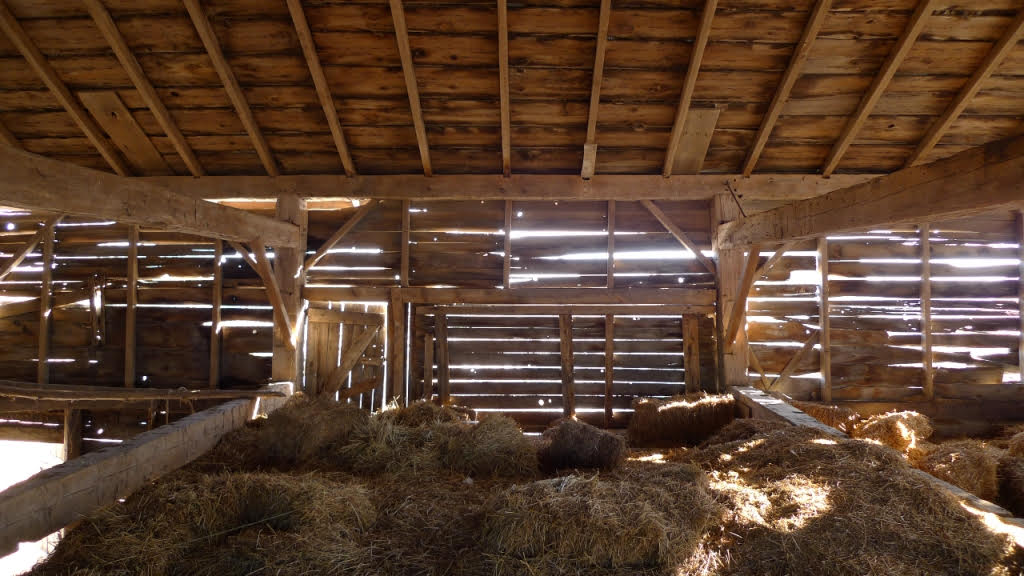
[503,200,512,289]
[435,312,450,404]
[62,408,81,461]
[271,194,308,384]
[423,332,434,400]
[920,224,933,400]
[604,314,614,426]
[683,315,701,393]
[37,221,55,385]
[400,199,410,287]
[388,288,406,404]
[606,200,615,288]
[711,193,747,389]
[209,240,222,389]
[1019,211,1024,376]
[124,224,138,388]
[817,237,832,402]
[560,313,575,417]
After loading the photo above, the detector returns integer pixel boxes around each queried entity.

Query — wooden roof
[0,0,1022,178]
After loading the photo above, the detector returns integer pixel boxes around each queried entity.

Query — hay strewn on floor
[851,410,933,455]
[1007,432,1024,459]
[628,394,735,447]
[538,418,626,472]
[703,418,789,446]
[917,439,1003,502]
[789,400,862,434]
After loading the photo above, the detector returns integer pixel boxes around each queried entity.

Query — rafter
[742,0,832,177]
[904,10,1024,167]
[821,0,935,176]
[303,200,379,272]
[581,0,612,179]
[389,0,432,176]
[0,1,128,175]
[718,134,1024,248]
[84,0,203,176]
[641,199,717,274]
[182,0,279,176]
[498,0,511,177]
[286,0,355,176]
[662,0,717,177]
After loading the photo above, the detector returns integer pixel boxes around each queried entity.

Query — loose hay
[789,400,861,434]
[482,464,721,574]
[437,414,538,477]
[1007,432,1024,459]
[703,418,789,446]
[918,439,1002,502]
[851,410,932,455]
[538,418,626,472]
[628,394,735,447]
[998,456,1024,518]
[380,399,473,427]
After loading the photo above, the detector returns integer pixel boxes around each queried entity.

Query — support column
[559,313,576,417]
[62,408,81,461]
[124,225,138,388]
[37,221,55,385]
[387,288,406,404]
[818,237,832,402]
[607,200,615,288]
[436,311,449,404]
[920,224,933,400]
[423,332,434,400]
[209,240,222,389]
[1018,211,1023,378]
[271,194,308,384]
[683,315,701,393]
[604,314,614,426]
[711,193,747,390]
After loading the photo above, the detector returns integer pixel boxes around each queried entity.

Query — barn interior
[0,0,1023,573]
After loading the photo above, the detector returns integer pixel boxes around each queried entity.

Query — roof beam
[718,134,1024,248]
[821,0,935,176]
[0,145,301,247]
[498,0,511,177]
[662,0,716,177]
[904,10,1024,167]
[389,0,432,176]
[142,173,876,202]
[286,0,355,176]
[0,1,128,175]
[182,0,279,176]
[581,0,612,179]
[742,0,832,176]
[84,0,204,176]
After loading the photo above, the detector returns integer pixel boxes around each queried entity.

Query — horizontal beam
[718,136,1024,248]
[0,382,292,556]
[417,304,714,316]
[304,286,716,306]
[0,380,286,403]
[0,145,300,248]
[141,173,877,202]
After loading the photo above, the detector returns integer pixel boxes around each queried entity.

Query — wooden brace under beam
[641,199,717,274]
[304,200,379,272]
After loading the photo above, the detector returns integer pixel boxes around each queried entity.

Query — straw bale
[851,410,932,454]
[918,439,1002,502]
[789,400,861,434]
[380,400,473,427]
[703,419,789,446]
[998,456,1024,518]
[537,418,626,473]
[628,394,735,447]
[1007,432,1024,459]
[437,414,538,477]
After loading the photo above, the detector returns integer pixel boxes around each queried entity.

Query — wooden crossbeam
[309,286,716,306]
[821,0,935,176]
[0,380,286,403]
[0,1,128,175]
[770,332,819,390]
[718,134,1024,248]
[0,216,61,282]
[581,0,612,179]
[251,238,295,350]
[662,0,716,177]
[183,0,278,176]
[84,0,203,176]
[324,325,381,394]
[389,0,432,176]
[742,0,832,176]
[286,0,355,176]
[905,10,1024,167]
[498,0,511,176]
[641,199,717,274]
[419,304,714,316]
[723,244,762,350]
[0,146,300,247]
[303,200,379,272]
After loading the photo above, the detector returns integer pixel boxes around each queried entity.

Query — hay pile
[851,410,932,455]
[1007,432,1024,458]
[917,439,1002,502]
[380,399,473,427]
[789,400,861,434]
[482,464,721,574]
[703,418,789,446]
[538,418,626,472]
[628,393,735,447]
[437,414,538,477]
[998,456,1024,517]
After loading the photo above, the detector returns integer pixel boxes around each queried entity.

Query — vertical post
[503,199,512,289]
[209,240,222,389]
[124,224,138,388]
[559,313,575,417]
[37,221,55,385]
[683,315,701,393]
[606,199,615,288]
[388,288,406,404]
[423,332,434,400]
[62,408,81,461]
[400,199,410,287]
[1018,211,1024,378]
[271,194,308,384]
[436,311,450,404]
[604,314,614,426]
[711,193,747,389]
[920,224,933,400]
[817,236,832,402]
